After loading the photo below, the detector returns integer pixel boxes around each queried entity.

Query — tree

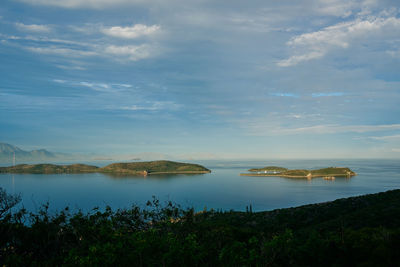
[0,187,21,221]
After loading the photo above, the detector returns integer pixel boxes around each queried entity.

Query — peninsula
[240,166,356,179]
[0,160,211,175]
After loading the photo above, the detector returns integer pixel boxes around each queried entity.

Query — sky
[1,0,400,159]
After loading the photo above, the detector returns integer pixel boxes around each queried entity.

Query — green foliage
[100,160,211,174]
[248,166,288,172]
[1,188,399,266]
[0,163,99,174]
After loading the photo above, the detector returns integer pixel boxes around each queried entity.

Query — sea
[0,159,399,213]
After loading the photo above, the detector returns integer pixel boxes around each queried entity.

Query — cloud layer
[278,14,400,66]
[1,0,400,158]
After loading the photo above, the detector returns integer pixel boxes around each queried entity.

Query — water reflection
[242,175,353,183]
[103,172,208,180]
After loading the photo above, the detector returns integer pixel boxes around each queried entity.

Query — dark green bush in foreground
[1,187,399,266]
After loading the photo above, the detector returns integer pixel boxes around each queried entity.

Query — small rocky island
[0,160,211,175]
[241,166,356,179]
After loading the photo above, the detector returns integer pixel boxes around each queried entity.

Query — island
[240,166,356,179]
[248,166,288,173]
[0,160,211,175]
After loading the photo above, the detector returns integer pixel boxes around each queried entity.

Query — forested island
[0,188,399,265]
[0,160,211,175]
[241,166,356,179]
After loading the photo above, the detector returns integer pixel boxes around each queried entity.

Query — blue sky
[1,0,400,159]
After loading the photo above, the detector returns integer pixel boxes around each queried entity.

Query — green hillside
[1,188,399,265]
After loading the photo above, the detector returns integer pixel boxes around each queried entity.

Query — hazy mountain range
[0,142,226,164]
[0,143,68,163]
[0,142,173,164]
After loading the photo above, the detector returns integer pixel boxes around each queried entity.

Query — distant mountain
[0,143,59,163]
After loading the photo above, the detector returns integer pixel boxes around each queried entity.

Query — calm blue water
[0,159,399,212]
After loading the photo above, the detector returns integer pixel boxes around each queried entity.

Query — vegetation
[100,160,211,175]
[242,166,356,178]
[0,164,99,174]
[0,187,399,266]
[248,166,288,172]
[0,160,211,175]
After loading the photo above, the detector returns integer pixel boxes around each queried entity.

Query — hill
[0,188,399,265]
[0,160,211,175]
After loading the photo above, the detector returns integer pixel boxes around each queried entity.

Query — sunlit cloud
[311,92,344,97]
[102,24,160,39]
[269,92,299,98]
[273,124,400,135]
[277,51,324,67]
[278,14,400,66]
[15,22,51,32]
[370,134,400,141]
[52,79,132,93]
[104,45,153,61]
[26,46,97,57]
[15,0,150,8]
[243,122,400,136]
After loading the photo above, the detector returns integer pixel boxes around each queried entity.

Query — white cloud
[313,0,378,17]
[15,22,51,32]
[120,105,159,111]
[278,15,400,66]
[16,0,149,8]
[104,45,152,61]
[53,79,67,83]
[102,24,160,39]
[370,134,400,141]
[26,46,97,57]
[387,49,400,58]
[120,101,180,111]
[244,122,400,136]
[79,82,111,92]
[53,79,132,93]
[56,64,87,70]
[277,51,324,67]
[0,33,92,47]
[290,114,302,119]
[314,0,355,17]
[274,124,400,135]
[4,31,156,62]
